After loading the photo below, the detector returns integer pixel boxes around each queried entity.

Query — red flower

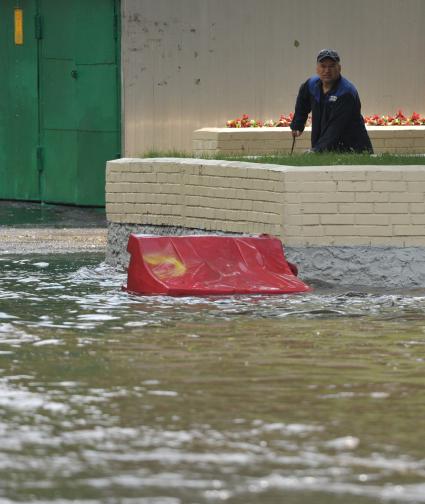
[226,111,425,127]
[395,110,407,120]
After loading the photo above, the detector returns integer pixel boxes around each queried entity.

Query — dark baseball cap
[317,49,340,62]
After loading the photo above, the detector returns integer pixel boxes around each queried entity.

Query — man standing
[290,49,373,153]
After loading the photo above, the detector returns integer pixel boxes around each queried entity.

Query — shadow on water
[0,254,425,503]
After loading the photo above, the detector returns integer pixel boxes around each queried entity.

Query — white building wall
[121,0,425,155]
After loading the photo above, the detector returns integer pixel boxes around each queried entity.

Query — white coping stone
[108,157,425,174]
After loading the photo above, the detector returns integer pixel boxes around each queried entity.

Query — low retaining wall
[192,126,425,155]
[106,158,425,287]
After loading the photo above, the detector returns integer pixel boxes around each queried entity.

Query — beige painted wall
[121,0,425,155]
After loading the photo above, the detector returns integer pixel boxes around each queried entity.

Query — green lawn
[143,150,425,166]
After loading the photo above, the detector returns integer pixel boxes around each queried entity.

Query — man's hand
[291,130,302,138]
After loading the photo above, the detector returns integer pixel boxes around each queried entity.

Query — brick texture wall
[192,127,425,155]
[106,158,425,247]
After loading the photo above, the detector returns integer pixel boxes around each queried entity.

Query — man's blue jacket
[290,75,373,153]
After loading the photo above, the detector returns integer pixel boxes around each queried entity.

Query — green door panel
[77,65,119,131]
[38,1,75,60]
[39,0,120,206]
[77,131,118,205]
[41,131,77,204]
[40,59,78,130]
[75,0,117,64]
[40,0,116,64]
[0,1,39,201]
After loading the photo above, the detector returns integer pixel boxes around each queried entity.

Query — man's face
[316,58,341,85]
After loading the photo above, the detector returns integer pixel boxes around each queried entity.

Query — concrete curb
[0,228,107,254]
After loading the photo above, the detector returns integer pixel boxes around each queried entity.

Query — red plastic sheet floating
[125,234,310,296]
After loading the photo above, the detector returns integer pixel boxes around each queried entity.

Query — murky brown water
[0,254,425,503]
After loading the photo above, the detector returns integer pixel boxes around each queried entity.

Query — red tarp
[125,234,310,296]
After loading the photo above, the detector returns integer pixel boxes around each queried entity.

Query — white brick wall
[192,126,425,155]
[106,158,425,247]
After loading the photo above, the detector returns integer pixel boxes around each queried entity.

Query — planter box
[192,126,425,155]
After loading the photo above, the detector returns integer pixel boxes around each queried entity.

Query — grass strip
[142,150,425,166]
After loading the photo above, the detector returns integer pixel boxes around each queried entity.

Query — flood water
[1,253,425,503]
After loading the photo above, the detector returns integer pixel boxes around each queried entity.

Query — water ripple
[0,254,425,503]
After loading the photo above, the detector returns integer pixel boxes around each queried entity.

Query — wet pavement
[0,201,107,254]
[0,200,106,228]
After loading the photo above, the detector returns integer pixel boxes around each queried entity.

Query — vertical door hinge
[36,146,44,172]
[35,14,42,39]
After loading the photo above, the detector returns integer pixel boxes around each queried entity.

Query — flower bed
[226,113,298,128]
[226,111,425,128]
[364,110,425,126]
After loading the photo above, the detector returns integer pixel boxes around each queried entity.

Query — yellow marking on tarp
[144,254,187,280]
[14,9,24,45]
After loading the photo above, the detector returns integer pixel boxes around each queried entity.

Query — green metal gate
[0,0,120,206]
[0,1,39,202]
